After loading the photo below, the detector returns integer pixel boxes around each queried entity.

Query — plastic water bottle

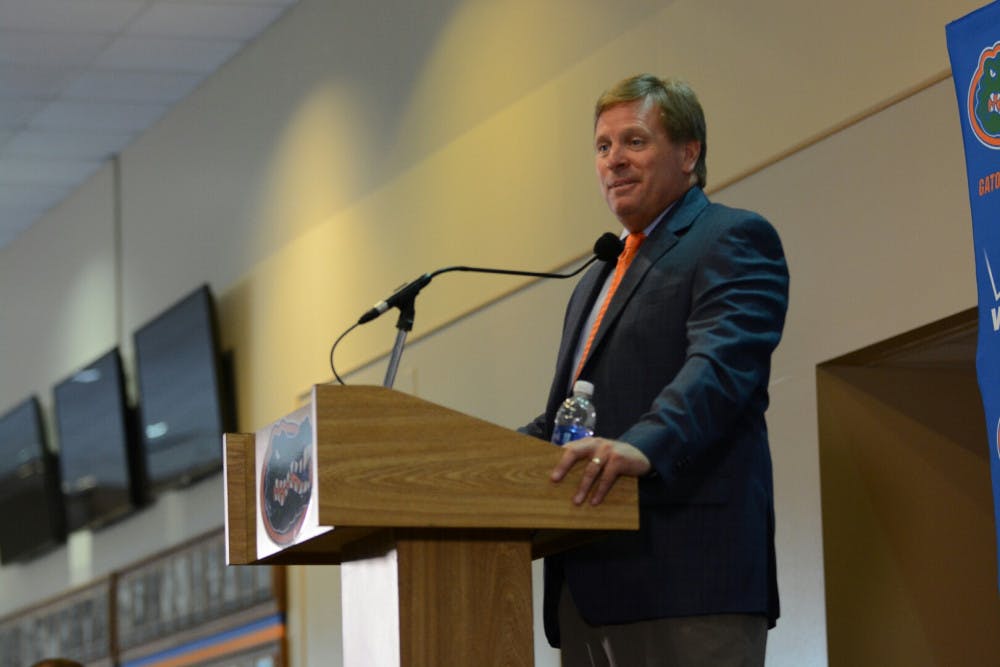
[551,380,597,445]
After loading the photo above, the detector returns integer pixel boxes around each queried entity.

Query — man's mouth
[608,178,638,192]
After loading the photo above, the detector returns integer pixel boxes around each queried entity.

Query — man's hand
[551,437,651,505]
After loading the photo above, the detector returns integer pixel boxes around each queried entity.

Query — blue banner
[947,0,1000,590]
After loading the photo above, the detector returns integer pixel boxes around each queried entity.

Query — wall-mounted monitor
[133,284,233,495]
[54,348,140,531]
[0,397,65,563]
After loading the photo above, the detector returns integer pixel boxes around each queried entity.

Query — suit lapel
[578,187,709,378]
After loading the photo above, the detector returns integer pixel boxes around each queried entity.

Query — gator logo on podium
[260,415,314,545]
[968,41,1000,149]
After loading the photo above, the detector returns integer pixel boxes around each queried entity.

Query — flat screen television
[0,396,65,563]
[53,348,139,531]
[133,284,233,495]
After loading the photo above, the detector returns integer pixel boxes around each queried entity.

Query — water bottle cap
[572,380,594,398]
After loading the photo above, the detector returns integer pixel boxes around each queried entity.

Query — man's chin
[608,199,636,219]
[608,203,643,227]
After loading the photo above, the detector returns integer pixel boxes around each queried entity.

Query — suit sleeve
[620,214,789,480]
[519,414,547,440]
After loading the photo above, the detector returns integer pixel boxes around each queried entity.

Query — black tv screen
[0,397,64,563]
[133,284,231,494]
[54,348,138,531]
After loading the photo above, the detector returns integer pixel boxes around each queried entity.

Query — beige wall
[0,0,988,665]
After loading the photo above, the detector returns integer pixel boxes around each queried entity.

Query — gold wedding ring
[591,457,603,466]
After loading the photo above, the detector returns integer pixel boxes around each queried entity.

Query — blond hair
[595,74,707,188]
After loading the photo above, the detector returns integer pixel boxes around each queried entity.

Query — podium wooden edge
[224,432,256,565]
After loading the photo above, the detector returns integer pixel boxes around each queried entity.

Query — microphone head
[594,232,624,262]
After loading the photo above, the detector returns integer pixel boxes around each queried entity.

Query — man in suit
[521,74,789,666]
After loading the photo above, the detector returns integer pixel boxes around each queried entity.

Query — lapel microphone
[357,232,624,325]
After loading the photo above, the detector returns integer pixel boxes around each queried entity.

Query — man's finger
[551,438,599,480]
[552,447,580,482]
[572,451,609,504]
[589,463,618,505]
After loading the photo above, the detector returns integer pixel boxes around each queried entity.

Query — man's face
[594,99,700,232]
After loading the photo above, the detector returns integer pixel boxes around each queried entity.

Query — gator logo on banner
[949,0,1000,595]
[968,41,1000,149]
[259,416,313,545]
[996,417,1000,460]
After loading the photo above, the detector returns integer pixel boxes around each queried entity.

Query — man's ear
[682,140,701,174]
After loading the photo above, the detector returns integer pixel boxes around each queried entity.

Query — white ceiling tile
[30,100,168,132]
[0,158,103,186]
[0,98,46,129]
[5,130,134,159]
[62,69,205,103]
[0,0,145,33]
[0,0,303,251]
[168,0,297,5]
[0,183,70,209]
[0,63,75,98]
[129,3,286,40]
[0,30,112,67]
[0,226,22,247]
[0,203,56,225]
[0,213,43,244]
[94,35,244,73]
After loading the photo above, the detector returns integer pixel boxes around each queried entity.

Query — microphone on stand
[357,232,624,325]
[335,232,625,388]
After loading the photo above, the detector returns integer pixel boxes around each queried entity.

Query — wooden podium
[223,384,637,666]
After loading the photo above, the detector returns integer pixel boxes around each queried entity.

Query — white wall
[0,0,986,665]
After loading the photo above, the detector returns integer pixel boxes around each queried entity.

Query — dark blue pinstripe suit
[522,186,789,646]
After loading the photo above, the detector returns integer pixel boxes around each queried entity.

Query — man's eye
[630,137,645,147]
[596,143,610,154]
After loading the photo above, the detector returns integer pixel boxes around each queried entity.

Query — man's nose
[606,144,627,168]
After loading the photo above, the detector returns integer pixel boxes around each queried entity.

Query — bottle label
[551,424,594,445]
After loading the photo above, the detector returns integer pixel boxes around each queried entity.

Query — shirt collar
[621,200,675,239]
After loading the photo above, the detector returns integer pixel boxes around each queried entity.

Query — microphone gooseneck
[355,232,623,326]
[334,231,628,388]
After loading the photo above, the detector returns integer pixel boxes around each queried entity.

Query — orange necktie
[574,232,646,380]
